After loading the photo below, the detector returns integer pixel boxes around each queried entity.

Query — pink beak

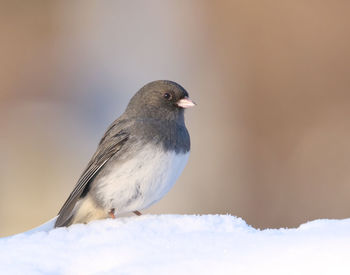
[176,97,196,108]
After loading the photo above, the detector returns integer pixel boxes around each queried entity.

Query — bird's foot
[133,210,142,216]
[108,208,116,219]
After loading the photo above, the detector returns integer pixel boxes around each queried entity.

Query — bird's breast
[94,143,190,213]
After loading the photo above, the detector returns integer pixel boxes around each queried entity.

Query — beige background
[1,0,350,236]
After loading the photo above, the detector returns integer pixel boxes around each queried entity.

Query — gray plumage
[55,80,193,227]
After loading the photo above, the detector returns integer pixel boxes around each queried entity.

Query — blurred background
[1,0,350,236]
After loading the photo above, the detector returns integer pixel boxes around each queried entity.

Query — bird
[54,80,195,227]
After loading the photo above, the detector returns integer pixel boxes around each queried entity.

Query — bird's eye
[163,93,172,100]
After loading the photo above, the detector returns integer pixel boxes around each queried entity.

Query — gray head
[125,80,195,123]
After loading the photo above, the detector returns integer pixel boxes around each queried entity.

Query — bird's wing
[54,128,129,227]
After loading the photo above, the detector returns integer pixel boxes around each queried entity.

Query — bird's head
[126,80,195,122]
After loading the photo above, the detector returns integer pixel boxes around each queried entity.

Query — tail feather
[55,196,108,227]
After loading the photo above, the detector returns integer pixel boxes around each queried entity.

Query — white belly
[95,144,189,214]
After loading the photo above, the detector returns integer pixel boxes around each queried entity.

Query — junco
[54,80,195,227]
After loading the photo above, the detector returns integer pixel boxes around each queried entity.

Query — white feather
[95,144,189,214]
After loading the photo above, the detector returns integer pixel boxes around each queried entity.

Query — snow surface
[1,215,350,275]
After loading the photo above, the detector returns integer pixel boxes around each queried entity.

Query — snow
[1,215,350,275]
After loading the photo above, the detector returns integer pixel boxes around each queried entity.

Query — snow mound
[1,215,350,274]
